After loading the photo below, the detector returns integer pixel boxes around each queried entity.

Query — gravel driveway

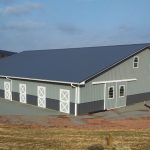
[0,98,63,116]
[0,98,150,120]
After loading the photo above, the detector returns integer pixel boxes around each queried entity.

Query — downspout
[104,83,106,110]
[71,83,79,116]
[71,83,76,88]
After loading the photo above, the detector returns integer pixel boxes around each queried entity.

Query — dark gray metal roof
[0,43,149,83]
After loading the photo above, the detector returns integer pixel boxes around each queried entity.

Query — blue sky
[0,0,150,52]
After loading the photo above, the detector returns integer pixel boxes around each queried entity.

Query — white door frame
[60,89,70,114]
[4,81,12,101]
[19,84,26,104]
[105,84,116,110]
[104,82,127,110]
[94,78,137,110]
[37,86,46,108]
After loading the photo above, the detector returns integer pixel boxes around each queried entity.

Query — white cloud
[1,3,43,15]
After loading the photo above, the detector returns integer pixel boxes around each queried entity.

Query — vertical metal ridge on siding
[70,102,75,115]
[46,98,59,110]
[27,95,37,106]
[127,92,150,105]
[12,92,19,101]
[0,89,4,98]
[0,90,4,98]
[77,100,104,115]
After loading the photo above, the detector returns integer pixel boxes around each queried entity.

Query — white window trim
[108,86,114,99]
[133,56,139,68]
[119,85,125,98]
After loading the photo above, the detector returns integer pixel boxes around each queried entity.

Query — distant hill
[0,50,17,59]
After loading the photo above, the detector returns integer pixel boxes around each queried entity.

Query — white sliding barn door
[60,89,70,114]
[4,82,11,100]
[19,84,26,103]
[37,86,46,108]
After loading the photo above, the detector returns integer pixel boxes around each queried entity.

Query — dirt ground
[0,98,150,130]
[0,115,149,130]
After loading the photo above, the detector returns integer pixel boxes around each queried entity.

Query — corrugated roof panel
[0,43,149,83]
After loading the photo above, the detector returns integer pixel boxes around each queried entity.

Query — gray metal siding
[12,92,19,101]
[11,80,75,103]
[80,84,104,103]
[80,48,150,104]
[0,89,4,98]
[77,100,104,115]
[46,98,59,111]
[70,102,75,115]
[27,95,37,106]
[0,78,4,90]
[127,92,150,105]
[0,78,76,114]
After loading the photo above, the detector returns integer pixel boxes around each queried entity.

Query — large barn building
[0,43,149,115]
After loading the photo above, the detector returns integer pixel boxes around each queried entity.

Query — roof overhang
[0,75,84,86]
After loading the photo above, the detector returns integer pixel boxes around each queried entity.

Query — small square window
[108,86,114,99]
[119,85,125,97]
[133,56,139,68]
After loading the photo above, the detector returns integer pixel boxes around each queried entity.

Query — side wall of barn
[78,48,150,114]
[0,79,76,115]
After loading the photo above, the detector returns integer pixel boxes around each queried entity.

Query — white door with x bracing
[37,86,46,108]
[4,82,11,100]
[60,89,70,114]
[19,84,26,104]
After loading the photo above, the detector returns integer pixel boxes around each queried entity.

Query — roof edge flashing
[0,75,79,85]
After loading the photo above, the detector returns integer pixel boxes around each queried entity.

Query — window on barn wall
[133,56,139,68]
[119,85,125,97]
[108,86,114,99]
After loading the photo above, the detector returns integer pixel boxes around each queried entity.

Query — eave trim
[0,75,79,85]
[92,78,137,85]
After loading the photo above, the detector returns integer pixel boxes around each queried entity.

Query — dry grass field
[0,125,149,150]
[0,99,149,149]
